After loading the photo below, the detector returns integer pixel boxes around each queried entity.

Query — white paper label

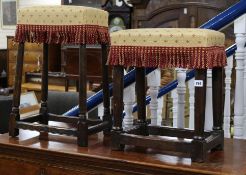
[194,80,203,87]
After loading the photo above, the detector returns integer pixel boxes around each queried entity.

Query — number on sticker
[194,80,203,87]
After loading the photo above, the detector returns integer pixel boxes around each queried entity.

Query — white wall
[0,0,61,49]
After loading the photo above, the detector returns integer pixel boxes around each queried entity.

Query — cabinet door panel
[7,39,18,50]
[25,43,43,51]
[24,52,43,64]
[8,51,17,63]
[0,158,40,175]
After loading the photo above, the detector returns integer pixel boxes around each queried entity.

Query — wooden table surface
[0,130,245,175]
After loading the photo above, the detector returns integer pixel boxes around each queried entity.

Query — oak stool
[9,6,111,147]
[108,28,226,162]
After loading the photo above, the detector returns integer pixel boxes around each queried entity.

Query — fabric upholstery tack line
[14,25,109,44]
[107,45,226,69]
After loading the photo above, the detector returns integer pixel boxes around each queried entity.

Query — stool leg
[39,43,49,140]
[101,44,111,134]
[9,42,24,137]
[40,43,49,124]
[111,65,124,150]
[192,69,207,162]
[77,44,88,147]
[136,67,148,135]
[212,67,224,150]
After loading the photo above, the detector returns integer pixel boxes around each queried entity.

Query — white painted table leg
[176,68,187,128]
[171,89,178,127]
[224,55,233,138]
[147,69,161,126]
[234,15,246,139]
[123,82,135,129]
[243,47,246,139]
[98,103,104,120]
[205,69,213,131]
[188,78,195,130]
[157,96,164,126]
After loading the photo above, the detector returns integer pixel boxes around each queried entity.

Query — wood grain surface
[0,130,245,175]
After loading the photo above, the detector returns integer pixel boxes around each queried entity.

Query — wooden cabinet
[0,159,40,175]
[0,49,7,74]
[0,130,246,175]
[0,158,89,175]
[7,36,61,87]
[132,0,238,29]
[7,36,43,87]
[61,46,112,86]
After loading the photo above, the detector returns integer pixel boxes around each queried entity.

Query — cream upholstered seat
[108,28,226,69]
[15,5,109,44]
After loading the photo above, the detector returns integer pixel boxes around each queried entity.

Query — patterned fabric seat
[15,5,109,44]
[108,28,226,69]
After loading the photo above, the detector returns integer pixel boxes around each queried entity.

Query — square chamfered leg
[192,69,207,162]
[39,43,49,140]
[77,44,88,147]
[135,67,148,135]
[212,67,224,150]
[40,43,49,124]
[9,42,24,137]
[111,65,124,150]
[101,44,112,134]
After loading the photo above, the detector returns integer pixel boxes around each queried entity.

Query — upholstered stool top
[108,28,226,69]
[15,6,109,44]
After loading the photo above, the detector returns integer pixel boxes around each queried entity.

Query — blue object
[200,1,246,30]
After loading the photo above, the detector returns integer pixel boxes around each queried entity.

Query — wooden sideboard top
[0,130,245,175]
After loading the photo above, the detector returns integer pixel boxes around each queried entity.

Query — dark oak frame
[9,42,112,147]
[111,66,224,162]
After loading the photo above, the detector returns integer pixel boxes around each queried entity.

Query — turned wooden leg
[39,43,49,140]
[212,67,223,130]
[9,42,24,137]
[192,69,207,162]
[77,44,88,147]
[111,65,124,150]
[212,67,224,150]
[136,67,148,135]
[101,44,111,134]
[40,43,49,124]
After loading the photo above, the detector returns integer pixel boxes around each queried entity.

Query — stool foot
[77,117,88,147]
[211,130,224,152]
[9,112,19,137]
[211,143,224,152]
[111,130,125,151]
[136,121,149,136]
[40,103,48,125]
[103,113,112,135]
[191,139,207,162]
[39,132,48,140]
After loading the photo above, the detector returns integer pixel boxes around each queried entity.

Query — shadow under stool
[108,28,227,162]
[9,5,111,147]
